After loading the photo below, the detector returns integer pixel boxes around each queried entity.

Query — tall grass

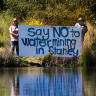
[81,22,96,66]
[0,12,13,46]
[0,51,19,67]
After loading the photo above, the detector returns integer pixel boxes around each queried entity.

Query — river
[0,67,96,96]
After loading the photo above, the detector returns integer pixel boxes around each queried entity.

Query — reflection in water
[10,68,83,96]
[11,75,19,96]
[1,67,96,96]
[82,67,96,96]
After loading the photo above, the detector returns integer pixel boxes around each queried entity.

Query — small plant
[42,52,53,67]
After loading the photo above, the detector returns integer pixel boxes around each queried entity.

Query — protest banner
[19,25,82,57]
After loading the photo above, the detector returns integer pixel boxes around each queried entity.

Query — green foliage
[0,12,13,46]
[1,0,96,24]
[42,53,53,67]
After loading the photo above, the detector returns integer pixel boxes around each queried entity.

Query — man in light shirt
[9,18,19,57]
[75,17,88,42]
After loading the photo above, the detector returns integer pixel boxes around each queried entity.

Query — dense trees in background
[0,0,96,25]
[2,0,96,10]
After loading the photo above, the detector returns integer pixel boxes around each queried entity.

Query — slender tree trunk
[0,0,3,9]
[26,0,31,2]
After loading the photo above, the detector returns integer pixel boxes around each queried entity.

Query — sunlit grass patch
[23,18,44,26]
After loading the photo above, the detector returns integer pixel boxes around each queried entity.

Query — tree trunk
[0,0,3,9]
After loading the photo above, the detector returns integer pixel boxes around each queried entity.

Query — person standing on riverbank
[9,18,19,57]
[75,17,88,42]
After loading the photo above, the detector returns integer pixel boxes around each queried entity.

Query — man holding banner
[75,17,88,42]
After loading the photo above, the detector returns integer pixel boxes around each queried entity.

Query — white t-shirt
[75,23,81,28]
[9,25,18,41]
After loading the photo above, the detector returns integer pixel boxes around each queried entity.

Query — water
[0,67,96,96]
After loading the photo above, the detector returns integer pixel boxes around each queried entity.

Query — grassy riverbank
[0,20,96,67]
[0,47,43,67]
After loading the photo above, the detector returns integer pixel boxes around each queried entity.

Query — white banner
[19,25,82,57]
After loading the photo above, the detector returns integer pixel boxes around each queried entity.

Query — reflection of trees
[0,69,12,96]
[82,67,96,96]
[19,68,82,96]
[2,67,96,96]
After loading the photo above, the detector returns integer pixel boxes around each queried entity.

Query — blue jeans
[82,32,85,42]
[11,41,19,57]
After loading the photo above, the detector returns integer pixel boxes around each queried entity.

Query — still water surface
[0,67,96,96]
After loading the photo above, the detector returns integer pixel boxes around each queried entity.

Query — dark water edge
[0,59,80,67]
[0,52,80,67]
[0,67,96,96]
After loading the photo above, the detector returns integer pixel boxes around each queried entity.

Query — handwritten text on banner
[19,25,82,57]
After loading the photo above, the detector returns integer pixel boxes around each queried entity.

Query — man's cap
[78,17,83,21]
